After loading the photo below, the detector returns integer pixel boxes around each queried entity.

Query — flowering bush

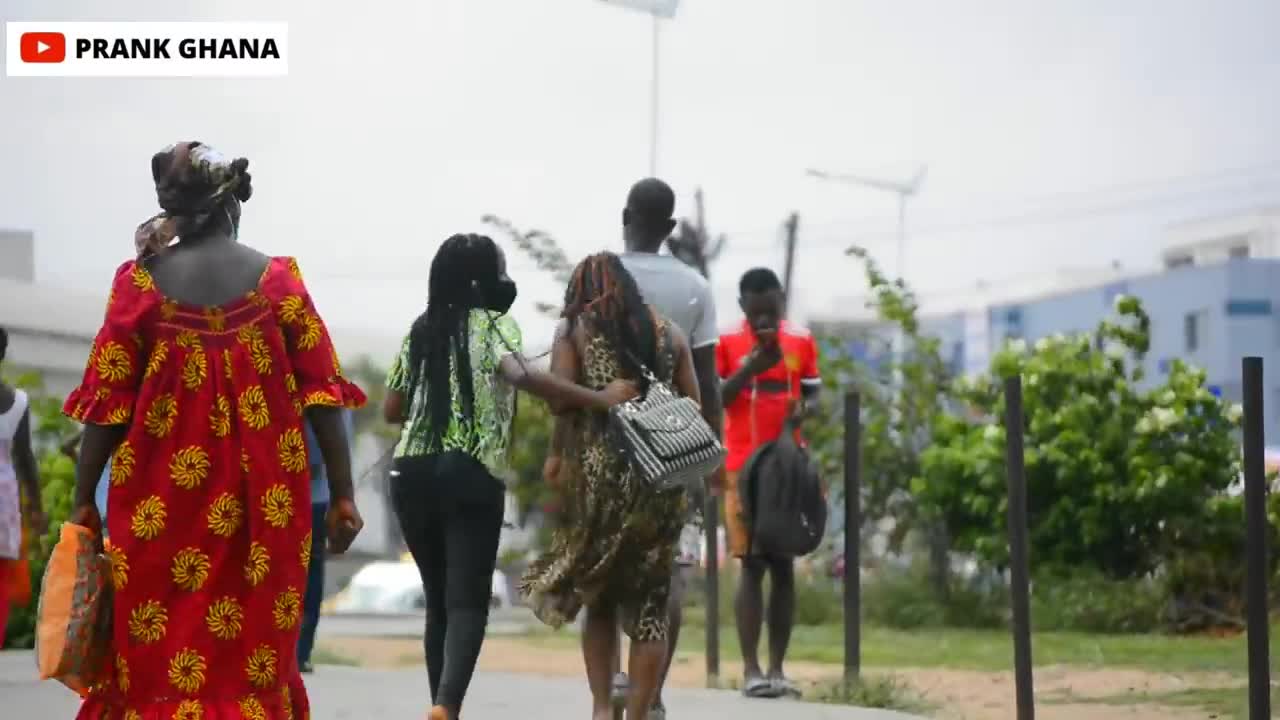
[916,295,1247,584]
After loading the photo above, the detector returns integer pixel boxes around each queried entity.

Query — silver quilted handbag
[609,365,726,493]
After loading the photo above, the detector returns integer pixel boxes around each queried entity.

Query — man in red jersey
[717,267,820,699]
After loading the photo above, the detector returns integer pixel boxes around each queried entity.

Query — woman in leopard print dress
[520,252,701,720]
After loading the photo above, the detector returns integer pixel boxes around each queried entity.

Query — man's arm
[692,343,725,496]
[14,410,46,532]
[720,361,756,408]
[691,345,722,436]
[797,334,822,419]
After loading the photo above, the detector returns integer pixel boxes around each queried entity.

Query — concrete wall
[0,230,35,283]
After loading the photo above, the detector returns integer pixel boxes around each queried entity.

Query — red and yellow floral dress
[64,256,366,720]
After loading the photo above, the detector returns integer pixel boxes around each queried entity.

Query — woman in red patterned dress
[63,142,366,719]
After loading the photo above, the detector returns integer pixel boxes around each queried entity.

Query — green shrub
[1030,570,1166,634]
[793,571,841,626]
[861,565,1007,630]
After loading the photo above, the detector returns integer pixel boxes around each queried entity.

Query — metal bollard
[1003,375,1035,720]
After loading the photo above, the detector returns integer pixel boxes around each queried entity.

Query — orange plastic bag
[34,523,112,696]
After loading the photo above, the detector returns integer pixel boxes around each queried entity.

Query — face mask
[481,278,518,315]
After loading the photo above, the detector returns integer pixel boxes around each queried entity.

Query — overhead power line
[723,161,1280,250]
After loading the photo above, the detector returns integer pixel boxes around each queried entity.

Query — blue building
[817,257,1280,445]
[986,258,1280,419]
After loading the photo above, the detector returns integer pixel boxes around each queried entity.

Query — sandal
[649,699,667,720]
[770,674,802,699]
[610,672,629,720]
[742,674,781,699]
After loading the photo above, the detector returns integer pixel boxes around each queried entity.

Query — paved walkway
[2,650,924,719]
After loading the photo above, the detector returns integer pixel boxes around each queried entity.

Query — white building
[1,229,102,397]
[1161,207,1280,269]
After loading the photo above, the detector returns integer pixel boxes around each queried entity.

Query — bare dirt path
[320,636,1238,720]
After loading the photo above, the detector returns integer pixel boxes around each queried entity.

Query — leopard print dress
[519,317,687,643]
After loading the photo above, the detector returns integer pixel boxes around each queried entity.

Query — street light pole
[599,0,678,176]
[805,165,926,284]
[650,13,659,175]
[896,192,906,282]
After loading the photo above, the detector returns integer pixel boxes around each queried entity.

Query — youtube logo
[19,31,66,63]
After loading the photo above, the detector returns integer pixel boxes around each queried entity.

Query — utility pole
[782,212,799,317]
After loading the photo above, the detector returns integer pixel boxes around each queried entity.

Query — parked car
[329,558,512,614]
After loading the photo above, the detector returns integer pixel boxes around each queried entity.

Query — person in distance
[0,326,48,649]
[718,267,821,699]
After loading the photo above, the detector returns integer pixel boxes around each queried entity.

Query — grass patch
[809,674,932,714]
[312,645,362,667]
[1045,685,1267,720]
[516,619,1250,675]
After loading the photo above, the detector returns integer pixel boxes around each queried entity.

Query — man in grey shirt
[619,178,723,720]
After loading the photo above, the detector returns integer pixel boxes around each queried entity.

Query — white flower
[1136,416,1153,434]
[982,424,1003,442]
[1104,343,1127,359]
[1226,403,1244,423]
[1150,406,1177,431]
[1034,337,1051,353]
[1007,338,1028,355]
[1159,390,1176,406]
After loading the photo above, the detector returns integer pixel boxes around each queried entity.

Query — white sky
[3,0,1280,362]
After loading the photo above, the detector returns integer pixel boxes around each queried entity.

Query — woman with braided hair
[381,234,638,720]
[520,251,701,720]
[63,141,366,719]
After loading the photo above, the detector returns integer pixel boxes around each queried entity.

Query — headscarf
[134,141,251,260]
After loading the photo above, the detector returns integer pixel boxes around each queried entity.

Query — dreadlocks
[562,252,659,390]
[407,234,502,453]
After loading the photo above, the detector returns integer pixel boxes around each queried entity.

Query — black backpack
[738,425,828,557]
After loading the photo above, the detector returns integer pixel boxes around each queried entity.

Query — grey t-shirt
[621,251,717,567]
[620,252,718,349]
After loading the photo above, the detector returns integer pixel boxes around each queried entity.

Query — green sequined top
[386,310,523,475]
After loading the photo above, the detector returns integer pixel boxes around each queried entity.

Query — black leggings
[391,452,506,712]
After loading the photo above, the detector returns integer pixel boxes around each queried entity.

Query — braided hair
[406,234,502,452]
[562,252,659,390]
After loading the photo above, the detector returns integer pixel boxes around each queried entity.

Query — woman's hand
[600,379,639,407]
[67,503,99,534]
[67,502,102,551]
[327,497,364,554]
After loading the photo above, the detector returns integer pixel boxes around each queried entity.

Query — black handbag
[609,360,726,493]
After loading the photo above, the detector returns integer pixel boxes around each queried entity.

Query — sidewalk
[1,650,925,719]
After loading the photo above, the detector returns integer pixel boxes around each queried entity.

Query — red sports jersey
[716,319,821,472]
